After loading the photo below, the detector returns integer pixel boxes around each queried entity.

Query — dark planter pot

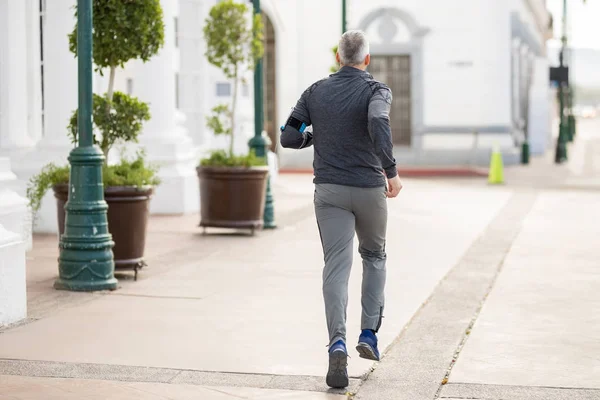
[196,166,269,234]
[54,184,153,280]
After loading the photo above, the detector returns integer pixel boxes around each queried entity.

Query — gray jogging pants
[314,183,388,346]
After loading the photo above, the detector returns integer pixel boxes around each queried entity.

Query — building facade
[264,0,555,169]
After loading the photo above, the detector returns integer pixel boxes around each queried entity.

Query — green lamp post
[342,0,347,33]
[248,0,276,229]
[555,0,569,163]
[55,0,117,291]
[567,85,576,142]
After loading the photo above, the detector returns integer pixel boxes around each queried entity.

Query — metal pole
[248,0,276,229]
[555,0,568,163]
[342,0,347,34]
[56,0,117,291]
[567,46,576,142]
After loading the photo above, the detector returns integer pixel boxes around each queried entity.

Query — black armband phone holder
[281,116,307,133]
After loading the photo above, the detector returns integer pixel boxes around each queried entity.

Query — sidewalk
[441,189,600,399]
[0,173,511,399]
[1,126,599,399]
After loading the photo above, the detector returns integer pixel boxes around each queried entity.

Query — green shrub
[200,150,266,168]
[68,92,151,159]
[26,152,160,218]
[69,0,165,73]
[26,164,70,217]
[103,151,161,188]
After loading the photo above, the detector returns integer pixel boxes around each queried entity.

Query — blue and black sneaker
[356,329,380,361]
[326,340,349,388]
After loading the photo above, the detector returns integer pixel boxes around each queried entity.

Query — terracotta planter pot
[196,166,269,233]
[54,184,153,280]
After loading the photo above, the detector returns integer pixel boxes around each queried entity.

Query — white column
[0,222,27,327]
[0,158,31,250]
[26,0,43,144]
[0,1,34,248]
[0,0,36,151]
[179,0,209,149]
[134,0,198,214]
[13,0,77,234]
[37,0,77,153]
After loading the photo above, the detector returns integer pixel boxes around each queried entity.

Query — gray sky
[546,0,600,49]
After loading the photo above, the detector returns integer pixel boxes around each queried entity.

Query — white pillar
[0,0,36,152]
[0,2,34,248]
[179,0,209,149]
[0,158,31,250]
[37,0,77,154]
[0,222,27,327]
[13,0,77,234]
[26,0,43,144]
[134,0,198,214]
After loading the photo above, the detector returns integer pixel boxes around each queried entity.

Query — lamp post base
[57,145,117,292]
[521,141,530,165]
[263,175,276,229]
[54,277,118,292]
[249,133,277,229]
[555,124,569,164]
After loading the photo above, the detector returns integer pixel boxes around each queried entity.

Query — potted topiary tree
[198,0,268,234]
[26,0,165,280]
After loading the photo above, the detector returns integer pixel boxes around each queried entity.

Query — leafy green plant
[330,45,340,73]
[26,164,70,217]
[68,0,164,162]
[102,151,161,188]
[200,150,265,168]
[202,0,264,164]
[26,152,160,218]
[69,0,164,103]
[68,92,151,159]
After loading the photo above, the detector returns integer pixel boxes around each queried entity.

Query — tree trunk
[229,67,239,159]
[107,66,116,103]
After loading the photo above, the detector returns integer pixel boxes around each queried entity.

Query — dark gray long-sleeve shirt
[280,66,397,188]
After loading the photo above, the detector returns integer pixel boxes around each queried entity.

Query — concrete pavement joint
[0,318,40,334]
[0,359,360,394]
[434,242,512,398]
[440,383,600,400]
[108,293,208,301]
[353,192,538,400]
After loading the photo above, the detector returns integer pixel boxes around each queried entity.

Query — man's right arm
[368,85,398,179]
[280,87,313,149]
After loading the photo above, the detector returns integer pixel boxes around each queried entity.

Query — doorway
[262,13,277,153]
[368,55,412,146]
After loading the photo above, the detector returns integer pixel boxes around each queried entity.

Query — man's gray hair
[338,30,370,66]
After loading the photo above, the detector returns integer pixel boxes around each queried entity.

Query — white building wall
[0,223,26,327]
